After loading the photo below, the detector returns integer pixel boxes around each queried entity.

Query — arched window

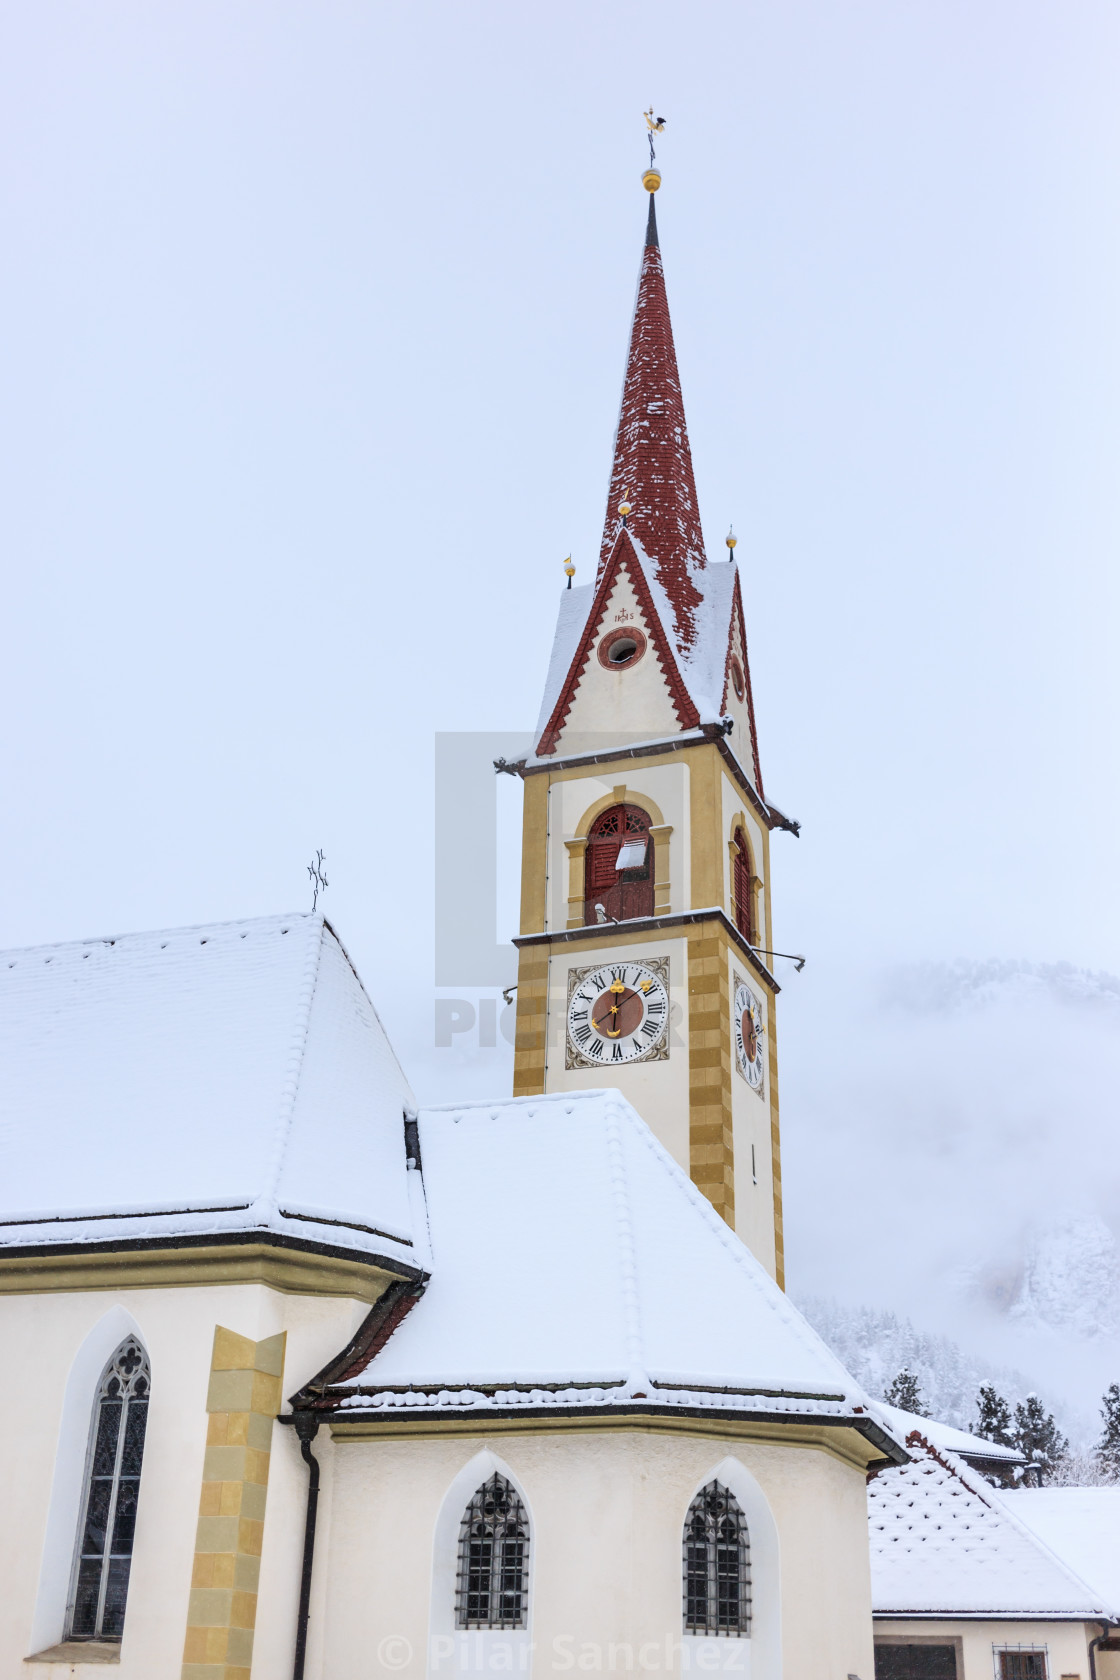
[456,1474,530,1629]
[584,803,653,925]
[68,1336,150,1642]
[683,1481,751,1637]
[732,827,754,944]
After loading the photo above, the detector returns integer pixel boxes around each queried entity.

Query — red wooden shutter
[733,827,753,942]
[584,804,654,925]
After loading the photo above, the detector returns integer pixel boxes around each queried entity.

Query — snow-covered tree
[975,1381,1016,1448]
[1096,1383,1120,1478]
[1048,1449,1119,1487]
[884,1367,925,1415]
[1014,1393,1068,1481]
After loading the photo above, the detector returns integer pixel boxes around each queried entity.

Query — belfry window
[732,827,754,944]
[456,1474,530,1629]
[584,803,653,925]
[683,1481,751,1637]
[68,1336,150,1642]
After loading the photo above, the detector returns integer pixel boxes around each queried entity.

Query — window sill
[27,1643,120,1664]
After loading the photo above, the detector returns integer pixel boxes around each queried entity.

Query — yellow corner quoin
[180,1327,286,1680]
[511,734,784,1286]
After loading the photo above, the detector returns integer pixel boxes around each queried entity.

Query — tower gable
[717,572,764,796]
[536,531,700,758]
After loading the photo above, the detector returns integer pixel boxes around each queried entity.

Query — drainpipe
[1088,1623,1116,1680]
[283,1411,322,1680]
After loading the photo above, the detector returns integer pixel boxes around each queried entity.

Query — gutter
[513,907,781,993]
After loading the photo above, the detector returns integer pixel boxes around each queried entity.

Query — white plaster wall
[555,571,683,757]
[315,1427,875,1680]
[547,763,691,932]
[0,1282,364,1676]
[542,934,691,1171]
[873,1617,1100,1680]
[728,948,776,1277]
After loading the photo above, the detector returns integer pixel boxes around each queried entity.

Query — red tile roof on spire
[599,193,706,651]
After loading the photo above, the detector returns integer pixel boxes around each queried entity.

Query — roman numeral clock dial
[733,978,766,1093]
[565,959,670,1069]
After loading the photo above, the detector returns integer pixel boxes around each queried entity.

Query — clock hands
[593,977,629,1037]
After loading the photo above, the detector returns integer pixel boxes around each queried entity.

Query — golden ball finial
[618,497,632,521]
[642,166,662,193]
[563,556,575,578]
[726,526,738,551]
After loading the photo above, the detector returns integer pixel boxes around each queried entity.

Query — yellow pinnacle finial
[563,555,576,589]
[642,108,665,192]
[726,526,738,551]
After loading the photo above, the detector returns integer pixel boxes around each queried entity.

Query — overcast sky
[3,1,1118,1409]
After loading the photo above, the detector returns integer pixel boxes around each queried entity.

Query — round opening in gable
[598,626,647,670]
[730,657,745,701]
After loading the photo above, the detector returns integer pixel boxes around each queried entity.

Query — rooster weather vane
[644,108,666,167]
[308,849,328,912]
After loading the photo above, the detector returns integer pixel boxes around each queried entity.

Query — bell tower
[509,170,796,1286]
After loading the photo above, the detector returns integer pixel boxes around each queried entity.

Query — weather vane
[308,849,328,912]
[644,108,666,168]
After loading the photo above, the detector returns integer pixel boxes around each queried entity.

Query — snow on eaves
[874,1403,1025,1464]
[532,584,594,744]
[0,913,422,1270]
[870,1436,1112,1619]
[327,1089,901,1452]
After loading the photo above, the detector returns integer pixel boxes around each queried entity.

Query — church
[0,161,1115,1680]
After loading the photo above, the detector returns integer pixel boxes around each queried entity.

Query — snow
[532,583,594,742]
[1004,1488,1120,1608]
[330,1089,899,1450]
[528,540,758,798]
[0,913,419,1267]
[869,1436,1111,1618]
[874,1403,1024,1464]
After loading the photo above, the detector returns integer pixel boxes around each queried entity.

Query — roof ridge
[253,916,327,1220]
[421,1089,611,1116]
[0,910,320,964]
[615,1100,872,1404]
[603,1098,648,1392]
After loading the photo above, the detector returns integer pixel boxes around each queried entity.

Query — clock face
[733,980,765,1091]
[566,959,670,1068]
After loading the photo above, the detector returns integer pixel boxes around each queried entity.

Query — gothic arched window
[732,827,754,945]
[584,803,653,925]
[683,1481,751,1637]
[68,1336,150,1642]
[456,1474,530,1629]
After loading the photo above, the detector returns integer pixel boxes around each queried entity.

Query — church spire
[599,179,706,650]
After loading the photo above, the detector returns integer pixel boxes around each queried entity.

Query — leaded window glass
[67,1336,150,1642]
[683,1481,751,1636]
[455,1474,529,1629]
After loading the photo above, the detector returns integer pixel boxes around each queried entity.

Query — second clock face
[566,959,670,1067]
[733,980,766,1091]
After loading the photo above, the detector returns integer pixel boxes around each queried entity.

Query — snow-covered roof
[1005,1488,1120,1610]
[0,913,421,1272]
[874,1404,1025,1465]
[325,1089,902,1456]
[533,583,594,743]
[870,1435,1112,1619]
